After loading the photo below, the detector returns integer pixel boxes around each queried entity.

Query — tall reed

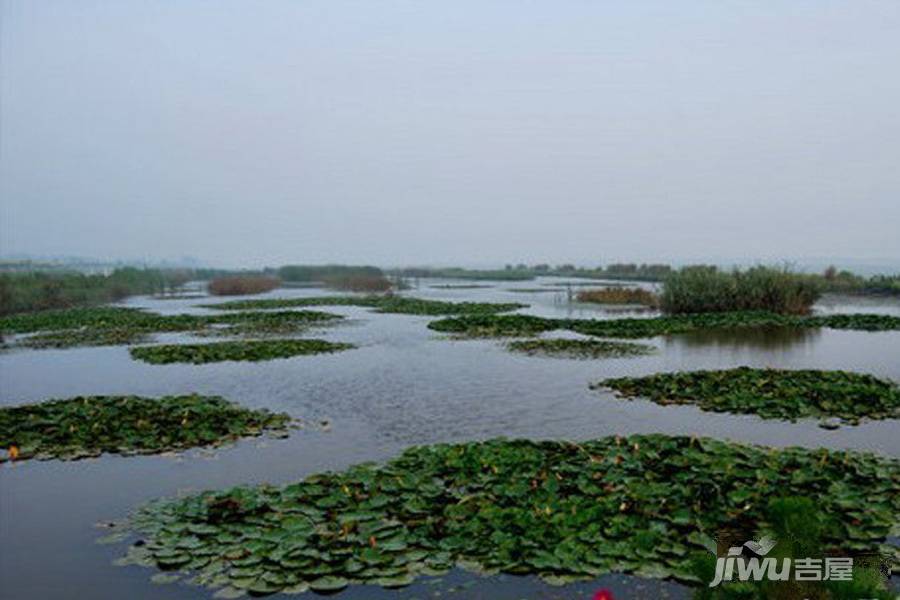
[660,266,821,315]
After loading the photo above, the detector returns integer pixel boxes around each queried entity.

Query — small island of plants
[0,395,292,462]
[428,311,900,339]
[130,339,355,365]
[1,307,344,349]
[205,295,526,316]
[594,367,900,426]
[113,435,899,595]
[575,287,659,307]
[507,338,655,359]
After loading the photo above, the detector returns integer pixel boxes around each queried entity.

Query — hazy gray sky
[2,1,899,268]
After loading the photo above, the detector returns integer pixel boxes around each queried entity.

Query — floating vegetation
[0,395,292,462]
[508,338,655,359]
[575,287,659,307]
[21,327,151,349]
[430,314,559,337]
[507,287,565,293]
[0,307,343,349]
[114,435,899,595]
[428,311,900,339]
[130,339,355,364]
[595,367,900,426]
[0,307,154,334]
[205,296,526,316]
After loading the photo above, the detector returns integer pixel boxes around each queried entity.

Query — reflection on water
[669,326,821,351]
[1,278,898,599]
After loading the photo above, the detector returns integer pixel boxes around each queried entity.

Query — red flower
[593,589,614,600]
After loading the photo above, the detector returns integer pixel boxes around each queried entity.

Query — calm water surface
[2,278,898,599]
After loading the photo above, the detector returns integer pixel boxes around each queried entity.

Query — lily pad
[113,435,899,594]
[0,395,293,462]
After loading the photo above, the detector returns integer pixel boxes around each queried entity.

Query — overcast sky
[2,1,899,268]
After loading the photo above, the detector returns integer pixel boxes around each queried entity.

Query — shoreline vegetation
[594,367,900,427]
[391,263,900,297]
[428,311,900,338]
[130,339,355,364]
[0,395,292,462]
[2,262,897,318]
[113,435,899,595]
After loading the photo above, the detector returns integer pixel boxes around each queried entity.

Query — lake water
[2,278,898,599]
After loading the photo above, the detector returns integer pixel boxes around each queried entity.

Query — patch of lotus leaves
[595,367,900,427]
[130,339,355,364]
[114,435,899,595]
[0,395,292,462]
[1,307,343,349]
[203,296,526,316]
[507,338,655,359]
[428,311,900,339]
[21,327,151,349]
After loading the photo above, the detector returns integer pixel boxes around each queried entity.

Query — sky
[1,1,899,269]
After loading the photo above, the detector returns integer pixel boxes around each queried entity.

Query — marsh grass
[660,266,821,315]
[575,287,659,306]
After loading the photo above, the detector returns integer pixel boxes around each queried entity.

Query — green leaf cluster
[428,311,900,338]
[507,338,655,359]
[0,395,292,462]
[595,367,900,426]
[204,296,526,316]
[130,339,354,365]
[116,435,899,594]
[2,307,342,349]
